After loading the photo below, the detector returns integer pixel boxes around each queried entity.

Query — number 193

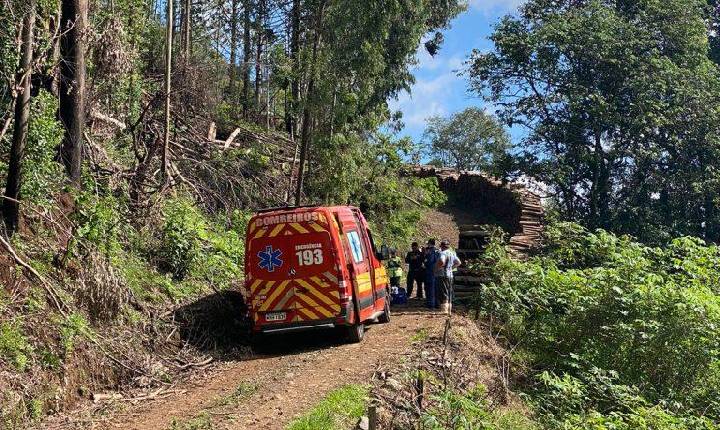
[296,249,323,266]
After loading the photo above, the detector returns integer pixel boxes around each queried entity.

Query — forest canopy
[469,0,720,244]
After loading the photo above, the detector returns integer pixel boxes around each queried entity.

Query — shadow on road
[173,290,252,353]
[174,291,422,360]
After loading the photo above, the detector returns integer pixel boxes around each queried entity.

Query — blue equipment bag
[391,286,408,305]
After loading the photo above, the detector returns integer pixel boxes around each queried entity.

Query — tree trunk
[287,0,300,138]
[228,0,239,99]
[162,0,173,180]
[254,0,265,115]
[588,130,602,227]
[285,0,301,200]
[241,0,252,118]
[59,0,87,186]
[3,5,35,235]
[180,0,191,61]
[265,47,271,129]
[294,0,325,206]
[42,6,61,96]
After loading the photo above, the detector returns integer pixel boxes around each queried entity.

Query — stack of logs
[506,185,544,257]
[453,190,545,299]
[406,166,545,300]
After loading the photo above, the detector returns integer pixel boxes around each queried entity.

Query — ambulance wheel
[347,323,365,343]
[378,300,391,324]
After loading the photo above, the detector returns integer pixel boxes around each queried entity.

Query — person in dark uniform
[404,242,424,299]
[424,239,440,309]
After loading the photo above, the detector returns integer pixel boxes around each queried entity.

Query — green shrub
[422,385,537,430]
[0,90,64,206]
[59,313,90,355]
[160,198,209,280]
[24,91,65,203]
[74,192,123,257]
[0,321,32,371]
[159,199,247,291]
[471,223,720,427]
[120,252,176,302]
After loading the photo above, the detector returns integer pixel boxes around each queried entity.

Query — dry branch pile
[369,315,523,429]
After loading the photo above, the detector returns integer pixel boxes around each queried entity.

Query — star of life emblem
[258,245,283,272]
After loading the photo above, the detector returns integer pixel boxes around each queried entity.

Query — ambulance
[244,206,391,342]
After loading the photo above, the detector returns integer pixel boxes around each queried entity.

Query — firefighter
[424,239,440,309]
[386,248,404,292]
[404,242,424,299]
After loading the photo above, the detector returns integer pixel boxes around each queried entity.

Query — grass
[492,408,538,430]
[211,381,258,408]
[411,328,429,342]
[421,385,538,430]
[169,412,213,430]
[286,384,369,430]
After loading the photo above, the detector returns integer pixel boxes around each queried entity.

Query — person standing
[424,239,440,309]
[386,248,403,291]
[404,242,424,299]
[435,239,461,314]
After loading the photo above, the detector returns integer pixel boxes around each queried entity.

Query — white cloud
[387,45,471,132]
[389,70,459,129]
[467,0,525,15]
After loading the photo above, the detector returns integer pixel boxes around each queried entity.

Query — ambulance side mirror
[378,244,390,261]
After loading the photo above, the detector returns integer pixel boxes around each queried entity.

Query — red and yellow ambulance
[244,206,390,342]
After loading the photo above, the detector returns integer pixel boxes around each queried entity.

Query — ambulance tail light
[339,280,351,302]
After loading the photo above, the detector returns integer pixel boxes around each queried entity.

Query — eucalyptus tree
[59,0,88,185]
[2,1,35,234]
[300,0,465,205]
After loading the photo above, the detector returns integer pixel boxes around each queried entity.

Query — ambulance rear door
[247,211,342,325]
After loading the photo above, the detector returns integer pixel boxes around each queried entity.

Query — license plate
[265,312,286,322]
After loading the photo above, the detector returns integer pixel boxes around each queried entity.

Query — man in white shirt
[435,239,461,314]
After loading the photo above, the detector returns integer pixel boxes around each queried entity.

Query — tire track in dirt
[93,309,444,430]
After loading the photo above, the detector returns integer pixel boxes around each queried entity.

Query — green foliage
[160,198,211,281]
[59,313,89,355]
[308,134,445,246]
[0,3,20,98]
[119,252,177,303]
[170,412,213,430]
[422,385,537,430]
[211,382,258,408]
[0,321,32,371]
[411,177,448,208]
[286,384,369,430]
[411,327,429,342]
[159,198,246,292]
[471,223,720,427]
[422,107,510,175]
[74,192,123,257]
[195,216,245,290]
[20,91,64,206]
[469,0,720,242]
[535,370,719,429]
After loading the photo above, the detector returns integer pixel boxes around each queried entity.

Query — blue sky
[389,0,526,143]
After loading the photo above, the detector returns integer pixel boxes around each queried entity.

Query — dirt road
[65,307,445,430]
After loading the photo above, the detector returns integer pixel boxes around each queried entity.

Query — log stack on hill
[407,165,545,299]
